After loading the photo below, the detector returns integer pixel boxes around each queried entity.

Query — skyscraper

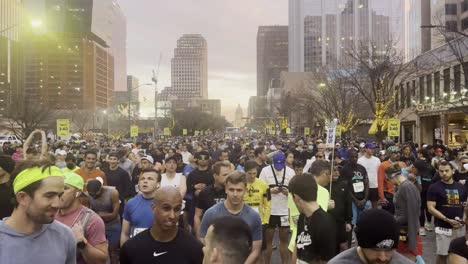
[20,0,124,112]
[167,34,208,100]
[256,26,288,96]
[110,2,127,93]
[405,0,431,60]
[289,0,404,71]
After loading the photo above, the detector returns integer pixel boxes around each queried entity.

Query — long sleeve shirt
[394,180,421,251]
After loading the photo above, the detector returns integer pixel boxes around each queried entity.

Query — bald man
[120,186,203,264]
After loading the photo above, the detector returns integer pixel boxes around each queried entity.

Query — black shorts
[266,215,289,229]
[369,188,379,202]
[335,222,347,243]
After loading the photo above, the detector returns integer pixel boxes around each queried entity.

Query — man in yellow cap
[0,162,76,263]
[56,172,108,264]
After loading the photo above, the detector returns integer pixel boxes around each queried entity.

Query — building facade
[0,0,22,114]
[114,75,138,118]
[396,36,468,147]
[167,34,208,100]
[257,26,288,96]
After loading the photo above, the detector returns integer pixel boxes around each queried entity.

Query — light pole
[128,83,152,130]
[420,24,468,38]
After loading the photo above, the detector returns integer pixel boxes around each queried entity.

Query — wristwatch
[77,238,88,249]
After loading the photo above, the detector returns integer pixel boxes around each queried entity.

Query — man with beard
[76,150,107,186]
[0,162,76,263]
[120,169,160,246]
[194,160,233,236]
[120,186,204,264]
[358,143,381,209]
[329,209,414,264]
[56,172,108,264]
[427,161,467,264]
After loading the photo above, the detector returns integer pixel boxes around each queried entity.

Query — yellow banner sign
[182,129,188,135]
[387,119,400,137]
[286,128,291,135]
[336,125,342,137]
[57,119,70,137]
[130,125,138,137]
[163,127,171,136]
[304,127,310,135]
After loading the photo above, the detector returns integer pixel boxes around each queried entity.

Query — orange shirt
[76,167,107,186]
[377,160,406,200]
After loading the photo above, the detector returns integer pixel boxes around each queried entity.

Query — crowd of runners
[0,129,468,264]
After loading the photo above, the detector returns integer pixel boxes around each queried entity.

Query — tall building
[165,34,208,100]
[430,0,468,48]
[110,2,127,92]
[20,0,124,112]
[0,0,22,113]
[405,0,431,60]
[115,75,138,117]
[289,0,405,71]
[257,26,288,96]
[234,104,244,127]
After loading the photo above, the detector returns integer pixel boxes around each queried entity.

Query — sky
[119,0,288,122]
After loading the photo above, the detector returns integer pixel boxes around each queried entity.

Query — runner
[56,172,108,264]
[120,169,160,246]
[377,146,406,214]
[329,209,414,263]
[76,150,107,185]
[103,152,134,204]
[259,152,295,264]
[288,172,336,263]
[161,156,187,197]
[427,160,467,264]
[384,163,422,262]
[87,178,121,264]
[0,162,76,263]
[203,216,253,264]
[194,160,233,236]
[243,160,270,225]
[254,146,268,178]
[199,171,263,264]
[120,186,203,263]
[357,143,381,209]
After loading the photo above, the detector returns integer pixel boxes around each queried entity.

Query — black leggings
[419,190,432,226]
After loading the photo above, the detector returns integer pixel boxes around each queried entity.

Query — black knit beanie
[355,209,399,249]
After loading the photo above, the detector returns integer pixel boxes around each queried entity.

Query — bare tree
[340,40,416,141]
[71,110,94,136]
[3,97,54,141]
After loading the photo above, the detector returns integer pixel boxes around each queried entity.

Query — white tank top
[161,173,182,188]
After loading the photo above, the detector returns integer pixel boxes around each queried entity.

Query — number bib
[353,182,364,193]
[435,227,452,236]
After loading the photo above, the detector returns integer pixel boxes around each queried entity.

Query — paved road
[269,228,438,263]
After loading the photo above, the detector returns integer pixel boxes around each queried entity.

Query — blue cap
[364,143,376,149]
[273,152,286,171]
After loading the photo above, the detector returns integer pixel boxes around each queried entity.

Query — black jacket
[328,180,353,224]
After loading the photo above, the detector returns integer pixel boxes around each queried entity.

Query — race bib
[280,215,290,227]
[353,182,364,193]
[435,227,452,236]
[132,227,147,237]
[297,260,308,264]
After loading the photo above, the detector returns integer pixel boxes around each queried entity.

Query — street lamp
[128,83,152,130]
[420,24,468,38]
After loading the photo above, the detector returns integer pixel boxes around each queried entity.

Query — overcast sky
[119,0,288,121]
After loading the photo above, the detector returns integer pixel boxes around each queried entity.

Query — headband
[13,166,64,194]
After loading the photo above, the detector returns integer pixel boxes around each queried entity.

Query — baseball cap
[64,172,84,191]
[87,178,103,197]
[273,152,286,171]
[122,143,132,148]
[195,151,210,161]
[56,150,67,156]
[386,146,400,155]
[141,155,154,164]
[364,143,376,149]
[359,142,366,148]
[355,209,399,250]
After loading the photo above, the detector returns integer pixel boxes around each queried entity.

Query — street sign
[336,125,342,137]
[194,130,199,136]
[57,119,70,137]
[304,127,310,135]
[163,127,171,136]
[182,129,188,135]
[387,119,400,137]
[286,128,291,135]
[130,125,138,137]
[325,125,337,148]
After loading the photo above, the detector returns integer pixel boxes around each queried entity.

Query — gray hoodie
[0,219,76,264]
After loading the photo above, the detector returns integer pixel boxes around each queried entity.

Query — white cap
[56,150,67,156]
[141,155,154,164]
[122,143,132,148]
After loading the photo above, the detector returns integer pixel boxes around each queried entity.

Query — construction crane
[152,53,162,138]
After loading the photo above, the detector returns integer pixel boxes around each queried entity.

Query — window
[419,77,425,103]
[395,86,399,109]
[445,21,458,32]
[406,82,411,108]
[463,17,468,31]
[446,4,457,15]
[443,68,451,101]
[400,85,405,109]
[454,65,461,97]
[434,72,440,102]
